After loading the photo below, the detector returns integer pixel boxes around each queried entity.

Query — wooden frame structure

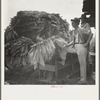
[38,53,79,84]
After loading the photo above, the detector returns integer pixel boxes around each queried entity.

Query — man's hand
[83,42,89,47]
[66,43,70,47]
[66,41,74,47]
[84,33,93,47]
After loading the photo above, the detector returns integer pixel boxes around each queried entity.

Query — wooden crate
[38,53,79,83]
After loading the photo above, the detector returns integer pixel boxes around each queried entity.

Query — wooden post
[38,63,41,80]
[55,60,58,83]
[71,54,74,73]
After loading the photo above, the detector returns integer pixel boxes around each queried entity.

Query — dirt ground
[5,64,95,85]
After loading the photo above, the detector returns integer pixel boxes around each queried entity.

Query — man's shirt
[81,23,91,31]
[72,27,92,44]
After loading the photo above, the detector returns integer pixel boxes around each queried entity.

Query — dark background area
[82,0,95,27]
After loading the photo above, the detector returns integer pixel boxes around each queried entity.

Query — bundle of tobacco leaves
[9,11,69,41]
[5,36,34,70]
[5,11,70,74]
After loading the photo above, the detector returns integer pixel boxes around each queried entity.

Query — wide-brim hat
[71,17,80,23]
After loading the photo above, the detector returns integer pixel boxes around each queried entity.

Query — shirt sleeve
[81,23,93,35]
[84,23,91,31]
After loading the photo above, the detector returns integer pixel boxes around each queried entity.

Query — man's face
[81,18,85,23]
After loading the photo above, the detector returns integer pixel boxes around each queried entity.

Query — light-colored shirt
[72,27,91,43]
[81,23,91,31]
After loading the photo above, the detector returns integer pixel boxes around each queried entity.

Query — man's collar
[81,22,87,27]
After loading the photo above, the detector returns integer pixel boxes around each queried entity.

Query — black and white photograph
[1,0,99,99]
[4,0,96,85]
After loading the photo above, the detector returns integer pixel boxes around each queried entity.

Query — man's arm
[67,36,74,46]
[84,32,93,47]
[80,27,93,47]
[67,41,74,46]
[66,30,75,46]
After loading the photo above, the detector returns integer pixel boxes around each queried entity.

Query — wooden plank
[55,61,58,82]
[38,79,56,84]
[39,64,55,71]
[39,57,78,71]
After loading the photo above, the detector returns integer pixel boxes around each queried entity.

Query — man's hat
[71,17,80,23]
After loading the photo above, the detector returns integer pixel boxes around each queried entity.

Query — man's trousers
[59,44,88,81]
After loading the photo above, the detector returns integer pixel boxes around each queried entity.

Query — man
[80,14,91,31]
[80,14,93,47]
[80,14,93,76]
[59,17,93,84]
